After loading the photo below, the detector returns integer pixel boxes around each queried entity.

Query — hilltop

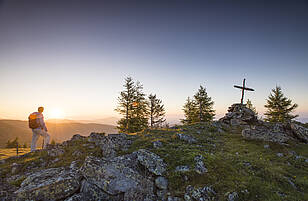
[0,119,117,148]
[0,109,308,200]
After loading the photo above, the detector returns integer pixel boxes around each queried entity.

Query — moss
[9,176,26,187]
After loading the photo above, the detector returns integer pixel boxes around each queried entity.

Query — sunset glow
[48,108,66,119]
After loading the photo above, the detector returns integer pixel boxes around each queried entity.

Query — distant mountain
[0,119,117,148]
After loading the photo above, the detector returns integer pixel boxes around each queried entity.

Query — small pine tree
[246,99,258,115]
[264,86,298,123]
[115,77,136,133]
[130,81,149,132]
[148,94,166,128]
[115,77,149,133]
[181,97,198,124]
[23,143,27,148]
[193,85,215,122]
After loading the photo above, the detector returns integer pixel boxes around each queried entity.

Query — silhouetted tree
[193,85,215,122]
[264,86,298,123]
[148,94,166,128]
[182,85,215,124]
[181,97,198,124]
[115,77,149,133]
[115,77,136,132]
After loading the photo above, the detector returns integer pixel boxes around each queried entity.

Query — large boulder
[14,167,82,201]
[81,155,156,200]
[290,123,308,143]
[135,149,167,176]
[242,123,292,143]
[88,133,133,158]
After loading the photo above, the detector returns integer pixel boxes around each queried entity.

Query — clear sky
[0,1,308,123]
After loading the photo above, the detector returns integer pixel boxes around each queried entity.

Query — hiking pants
[31,128,50,152]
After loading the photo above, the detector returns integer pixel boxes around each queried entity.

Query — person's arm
[41,116,47,131]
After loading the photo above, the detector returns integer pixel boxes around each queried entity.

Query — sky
[0,0,308,123]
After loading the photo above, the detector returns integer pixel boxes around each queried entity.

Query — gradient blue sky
[0,1,308,123]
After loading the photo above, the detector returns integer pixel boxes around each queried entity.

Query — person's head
[38,107,44,113]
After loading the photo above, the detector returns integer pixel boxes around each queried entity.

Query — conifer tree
[130,81,149,132]
[246,99,258,115]
[148,94,166,128]
[181,97,198,124]
[115,77,149,133]
[193,85,215,122]
[264,86,298,123]
[115,77,136,132]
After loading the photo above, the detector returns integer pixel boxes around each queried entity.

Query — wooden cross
[234,78,254,104]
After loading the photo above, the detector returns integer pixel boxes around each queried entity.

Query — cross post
[234,78,255,104]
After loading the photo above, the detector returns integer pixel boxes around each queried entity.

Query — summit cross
[234,78,255,104]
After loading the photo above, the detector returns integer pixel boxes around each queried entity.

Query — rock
[72,150,83,157]
[64,193,85,201]
[157,189,168,200]
[135,149,167,176]
[81,155,155,199]
[15,167,81,201]
[264,144,270,149]
[11,163,21,174]
[155,176,168,190]
[184,185,216,201]
[168,196,183,201]
[277,153,284,157]
[47,145,65,157]
[242,123,291,143]
[290,123,308,142]
[80,180,123,201]
[153,140,163,148]
[194,155,207,174]
[227,192,238,201]
[70,134,86,142]
[219,104,257,127]
[88,133,133,158]
[175,165,190,172]
[176,133,197,144]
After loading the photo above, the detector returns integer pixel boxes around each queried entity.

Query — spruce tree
[264,86,298,123]
[148,94,166,128]
[246,99,257,115]
[193,85,215,122]
[181,97,198,124]
[115,77,136,133]
[130,81,149,132]
[115,77,149,133]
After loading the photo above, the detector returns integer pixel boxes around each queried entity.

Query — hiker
[28,107,50,152]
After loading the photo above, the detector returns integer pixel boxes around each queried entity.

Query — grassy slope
[1,123,307,200]
[121,123,308,201]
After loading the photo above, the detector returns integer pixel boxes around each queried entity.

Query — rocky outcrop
[176,133,197,144]
[136,149,167,176]
[242,123,292,143]
[88,133,133,158]
[184,185,216,201]
[219,103,257,127]
[290,123,308,142]
[15,167,82,201]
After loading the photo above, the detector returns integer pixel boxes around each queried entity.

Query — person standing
[28,106,50,151]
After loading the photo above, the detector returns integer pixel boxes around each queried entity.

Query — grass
[1,125,307,200]
[0,148,32,160]
[121,123,308,201]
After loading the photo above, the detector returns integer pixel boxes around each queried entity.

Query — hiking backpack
[28,113,40,129]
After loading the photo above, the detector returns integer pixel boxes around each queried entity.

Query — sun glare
[48,108,65,119]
